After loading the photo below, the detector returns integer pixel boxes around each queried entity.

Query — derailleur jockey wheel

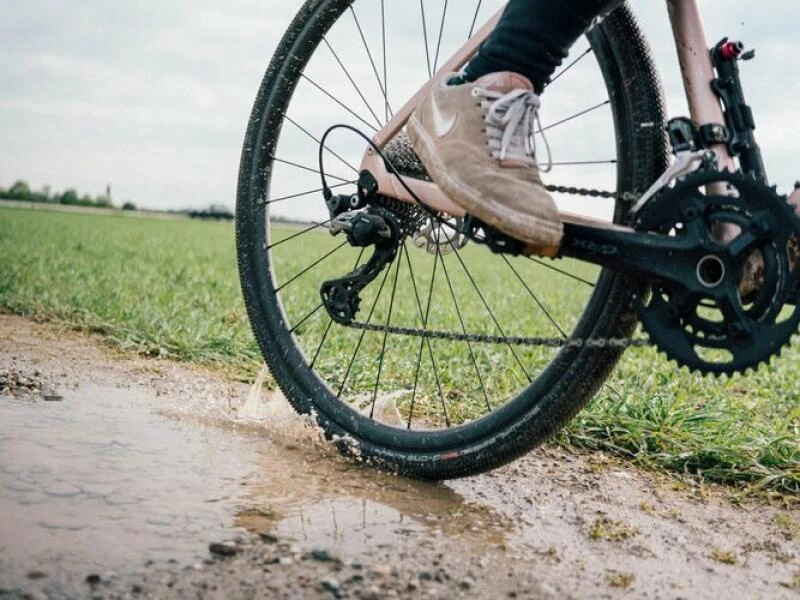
[633,169,800,375]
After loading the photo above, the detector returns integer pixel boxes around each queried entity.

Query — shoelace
[477,87,552,172]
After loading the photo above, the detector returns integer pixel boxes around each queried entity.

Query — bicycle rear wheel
[236,0,668,479]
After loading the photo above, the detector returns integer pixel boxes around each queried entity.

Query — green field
[1,206,798,495]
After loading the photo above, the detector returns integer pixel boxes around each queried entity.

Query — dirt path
[1,314,797,599]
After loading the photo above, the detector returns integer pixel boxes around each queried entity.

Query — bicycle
[235,0,800,479]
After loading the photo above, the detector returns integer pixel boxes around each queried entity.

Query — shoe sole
[406,115,563,249]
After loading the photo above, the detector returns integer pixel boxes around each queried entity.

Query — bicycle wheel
[236,0,668,479]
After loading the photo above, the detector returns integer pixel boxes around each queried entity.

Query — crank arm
[558,221,748,292]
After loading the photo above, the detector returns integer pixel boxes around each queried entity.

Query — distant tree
[122,201,137,211]
[59,189,79,205]
[7,180,32,200]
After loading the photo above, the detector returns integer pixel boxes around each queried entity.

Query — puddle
[0,382,511,591]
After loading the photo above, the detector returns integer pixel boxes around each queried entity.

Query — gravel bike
[236,0,800,479]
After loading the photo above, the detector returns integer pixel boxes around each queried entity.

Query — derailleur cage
[320,206,401,324]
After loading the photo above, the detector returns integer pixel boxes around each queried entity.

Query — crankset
[560,169,800,375]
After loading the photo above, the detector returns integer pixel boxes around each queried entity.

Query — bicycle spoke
[310,248,366,369]
[467,0,483,39]
[267,220,331,251]
[263,181,355,207]
[538,100,610,134]
[276,240,349,293]
[527,257,596,288]
[282,114,360,174]
[322,37,383,128]
[547,47,593,87]
[420,0,432,78]
[269,156,352,183]
[380,0,391,123]
[502,255,567,339]
[432,0,449,73]
[451,246,531,382]
[370,252,402,419]
[406,245,448,428]
[310,318,334,369]
[290,302,325,335]
[300,73,378,132]
[337,263,393,399]
[349,6,393,118]
[439,250,491,413]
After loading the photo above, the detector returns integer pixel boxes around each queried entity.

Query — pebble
[311,548,334,562]
[320,577,342,599]
[459,576,475,590]
[26,570,47,580]
[359,586,383,600]
[371,565,392,578]
[86,573,101,585]
[209,542,239,557]
[278,557,294,566]
[259,532,279,544]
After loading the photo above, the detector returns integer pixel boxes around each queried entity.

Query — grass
[0,206,798,495]
[587,515,639,542]
[709,548,737,565]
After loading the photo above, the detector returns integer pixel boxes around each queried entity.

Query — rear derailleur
[319,190,402,325]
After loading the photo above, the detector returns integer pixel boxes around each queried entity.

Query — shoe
[407,71,562,249]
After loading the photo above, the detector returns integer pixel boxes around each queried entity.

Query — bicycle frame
[358,0,737,238]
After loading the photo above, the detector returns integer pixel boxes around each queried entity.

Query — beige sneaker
[407,71,562,249]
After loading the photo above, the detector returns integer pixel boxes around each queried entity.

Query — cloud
[1,0,798,211]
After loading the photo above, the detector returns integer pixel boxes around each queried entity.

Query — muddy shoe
[407,72,563,249]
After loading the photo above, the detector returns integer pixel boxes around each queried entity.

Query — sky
[1,0,799,213]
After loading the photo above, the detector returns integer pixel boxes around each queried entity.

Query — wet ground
[1,315,798,599]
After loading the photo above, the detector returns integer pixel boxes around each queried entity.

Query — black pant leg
[464,0,624,92]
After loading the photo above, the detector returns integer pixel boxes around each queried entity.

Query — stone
[26,570,47,580]
[311,549,334,562]
[459,577,475,590]
[209,542,239,557]
[320,578,342,599]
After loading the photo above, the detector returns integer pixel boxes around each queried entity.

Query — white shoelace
[476,87,552,172]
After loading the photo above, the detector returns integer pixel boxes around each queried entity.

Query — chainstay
[345,320,651,349]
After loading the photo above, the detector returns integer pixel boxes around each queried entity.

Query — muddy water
[0,383,508,591]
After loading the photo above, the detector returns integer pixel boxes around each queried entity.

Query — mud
[0,314,798,599]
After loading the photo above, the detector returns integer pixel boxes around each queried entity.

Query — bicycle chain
[348,185,653,349]
[346,320,650,348]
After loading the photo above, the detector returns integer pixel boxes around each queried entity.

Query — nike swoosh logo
[431,95,457,138]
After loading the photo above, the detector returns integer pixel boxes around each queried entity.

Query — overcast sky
[1,1,798,212]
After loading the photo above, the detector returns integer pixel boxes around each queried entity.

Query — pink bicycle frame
[358,0,738,242]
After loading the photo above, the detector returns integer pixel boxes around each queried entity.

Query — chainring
[633,169,800,375]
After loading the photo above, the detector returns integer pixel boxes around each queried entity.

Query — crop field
[1,206,798,495]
